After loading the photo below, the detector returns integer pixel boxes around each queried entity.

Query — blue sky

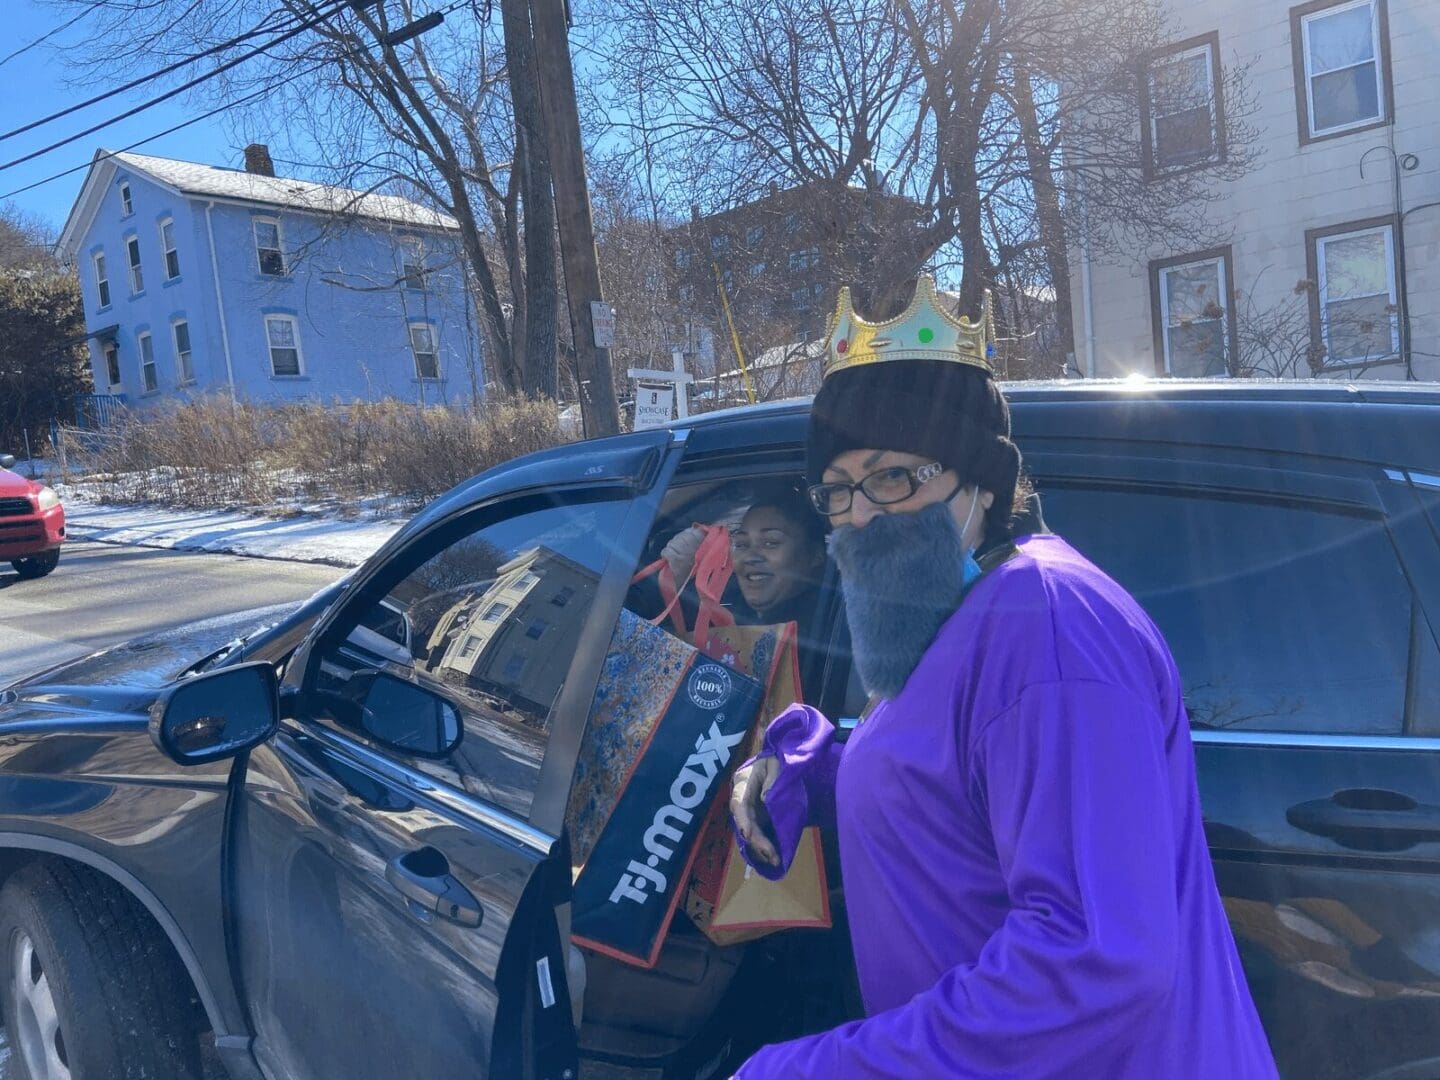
[1,0,240,233]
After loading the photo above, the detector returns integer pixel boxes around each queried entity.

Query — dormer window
[119,182,133,217]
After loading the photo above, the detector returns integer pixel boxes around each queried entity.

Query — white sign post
[627,354,694,430]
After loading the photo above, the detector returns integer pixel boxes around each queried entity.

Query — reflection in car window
[1041,485,1432,735]
[317,499,630,818]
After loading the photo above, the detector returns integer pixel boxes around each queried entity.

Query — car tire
[11,549,60,580]
[0,860,205,1080]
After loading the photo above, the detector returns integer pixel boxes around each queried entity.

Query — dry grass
[63,395,569,511]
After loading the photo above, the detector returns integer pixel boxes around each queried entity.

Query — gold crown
[822,274,995,379]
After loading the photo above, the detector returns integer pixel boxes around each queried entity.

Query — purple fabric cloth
[732,706,841,879]
[733,535,1277,1078]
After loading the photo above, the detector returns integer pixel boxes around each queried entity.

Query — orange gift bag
[685,622,831,945]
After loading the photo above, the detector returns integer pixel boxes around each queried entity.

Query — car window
[1041,483,1436,736]
[312,497,632,819]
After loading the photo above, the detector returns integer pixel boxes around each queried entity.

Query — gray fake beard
[828,501,971,700]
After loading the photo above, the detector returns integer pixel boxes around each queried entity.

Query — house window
[401,241,425,291]
[265,315,302,376]
[789,248,819,272]
[254,218,286,276]
[516,571,541,590]
[784,211,801,234]
[409,323,440,380]
[1151,251,1232,377]
[792,286,811,307]
[674,248,691,270]
[138,331,158,393]
[158,218,180,280]
[678,284,694,306]
[525,619,548,641]
[551,586,574,607]
[1144,36,1223,172]
[710,234,729,256]
[103,340,121,387]
[126,236,144,295]
[721,269,734,292]
[483,601,511,622]
[1311,222,1398,365]
[172,320,194,384]
[119,182,133,217]
[749,261,766,279]
[1295,0,1388,139]
[746,225,765,246]
[459,636,479,659]
[92,252,110,309]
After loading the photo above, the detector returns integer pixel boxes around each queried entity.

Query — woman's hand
[730,755,781,867]
[661,524,707,584]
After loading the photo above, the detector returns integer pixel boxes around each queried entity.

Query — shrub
[65,395,569,511]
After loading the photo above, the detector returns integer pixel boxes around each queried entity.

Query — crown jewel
[822,274,995,379]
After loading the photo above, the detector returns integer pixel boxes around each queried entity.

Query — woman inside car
[727,482,826,642]
[727,276,1278,1078]
[651,480,831,684]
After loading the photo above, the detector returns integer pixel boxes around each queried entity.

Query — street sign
[633,385,674,430]
[590,301,616,348]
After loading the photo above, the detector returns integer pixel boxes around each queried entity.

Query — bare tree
[599,0,1259,359]
[1232,270,1391,379]
[47,0,562,398]
[0,203,56,272]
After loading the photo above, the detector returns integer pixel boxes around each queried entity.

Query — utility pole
[529,0,621,436]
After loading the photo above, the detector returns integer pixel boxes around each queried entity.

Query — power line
[1,4,304,142]
[0,0,356,174]
[0,62,327,203]
[0,1,104,71]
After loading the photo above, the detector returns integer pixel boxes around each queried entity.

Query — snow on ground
[61,492,403,568]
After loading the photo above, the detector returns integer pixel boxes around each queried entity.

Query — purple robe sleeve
[731,704,840,881]
[735,681,1181,1077]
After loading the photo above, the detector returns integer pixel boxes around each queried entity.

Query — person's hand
[661,524,707,584]
[730,755,780,867]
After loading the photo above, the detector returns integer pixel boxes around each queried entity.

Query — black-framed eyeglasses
[807,462,945,516]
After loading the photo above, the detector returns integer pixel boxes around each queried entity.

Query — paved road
[0,540,346,687]
[0,540,345,1075]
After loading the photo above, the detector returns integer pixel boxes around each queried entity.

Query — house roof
[58,148,458,259]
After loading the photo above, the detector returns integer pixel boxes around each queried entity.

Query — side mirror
[352,670,462,758]
[150,662,279,766]
[0,454,14,470]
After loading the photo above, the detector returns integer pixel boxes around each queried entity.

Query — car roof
[671,379,1440,429]
[397,380,1438,552]
[670,380,1440,474]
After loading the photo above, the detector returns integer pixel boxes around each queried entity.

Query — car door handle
[384,847,484,928]
[1287,789,1440,850]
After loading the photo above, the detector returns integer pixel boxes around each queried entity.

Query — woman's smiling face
[730,504,822,615]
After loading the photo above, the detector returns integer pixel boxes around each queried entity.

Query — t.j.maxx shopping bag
[567,608,764,968]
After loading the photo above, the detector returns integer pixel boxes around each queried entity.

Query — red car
[0,453,65,579]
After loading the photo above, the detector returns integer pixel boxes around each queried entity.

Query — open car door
[225,433,677,1079]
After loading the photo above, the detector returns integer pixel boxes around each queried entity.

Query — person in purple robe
[728,276,1278,1078]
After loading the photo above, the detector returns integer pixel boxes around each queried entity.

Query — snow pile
[61,492,402,568]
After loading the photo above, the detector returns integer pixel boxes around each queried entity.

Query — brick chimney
[243,143,276,177]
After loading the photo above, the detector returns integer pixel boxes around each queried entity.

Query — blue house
[57,145,481,413]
